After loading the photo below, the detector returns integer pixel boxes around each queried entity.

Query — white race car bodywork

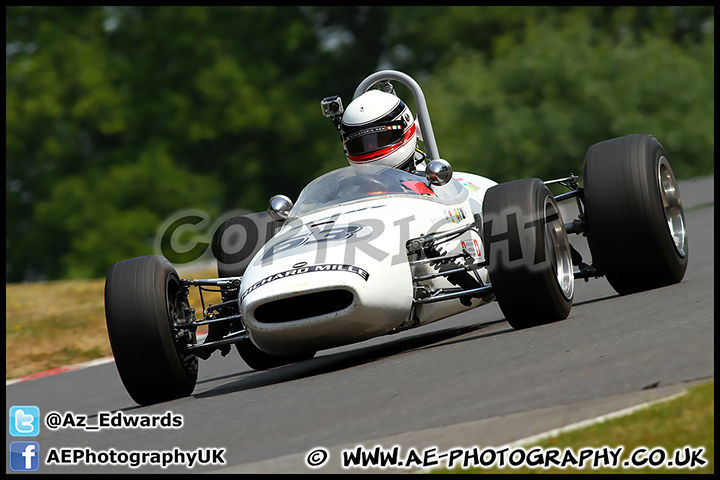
[240,165,497,355]
[104,68,687,407]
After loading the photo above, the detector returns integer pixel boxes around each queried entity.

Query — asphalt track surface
[6,177,714,474]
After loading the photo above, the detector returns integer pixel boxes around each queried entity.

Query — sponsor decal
[446,207,467,224]
[455,208,467,221]
[461,239,484,261]
[431,207,467,225]
[456,177,481,192]
[242,264,370,300]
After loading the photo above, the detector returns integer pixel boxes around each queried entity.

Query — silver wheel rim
[545,198,574,300]
[657,156,686,257]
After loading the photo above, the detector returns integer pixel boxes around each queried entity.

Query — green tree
[5,6,714,282]
[422,9,714,183]
[6,6,342,281]
[32,143,224,279]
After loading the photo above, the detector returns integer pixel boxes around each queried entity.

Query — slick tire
[583,134,688,295]
[484,178,575,329]
[105,255,198,405]
[213,212,282,281]
[236,339,316,371]
[214,215,256,280]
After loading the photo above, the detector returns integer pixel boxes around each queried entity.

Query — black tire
[583,134,688,295]
[214,215,257,279]
[236,339,316,371]
[105,255,198,405]
[213,212,281,280]
[483,178,575,329]
[213,216,314,369]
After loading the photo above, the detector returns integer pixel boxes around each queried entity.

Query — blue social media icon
[9,406,40,437]
[9,441,41,471]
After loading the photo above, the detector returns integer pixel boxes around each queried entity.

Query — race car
[105,70,688,406]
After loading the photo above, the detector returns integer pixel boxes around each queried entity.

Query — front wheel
[583,134,688,295]
[483,178,574,329]
[105,255,198,405]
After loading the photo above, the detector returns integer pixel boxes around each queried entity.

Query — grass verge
[430,380,714,474]
[5,264,220,380]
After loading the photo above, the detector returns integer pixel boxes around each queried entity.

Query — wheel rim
[545,198,574,300]
[166,274,198,374]
[657,156,686,257]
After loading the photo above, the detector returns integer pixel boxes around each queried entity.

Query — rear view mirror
[267,195,293,221]
[426,159,453,186]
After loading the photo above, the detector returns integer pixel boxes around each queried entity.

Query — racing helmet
[340,90,418,170]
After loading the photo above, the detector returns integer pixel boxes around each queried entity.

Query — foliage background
[6,6,714,282]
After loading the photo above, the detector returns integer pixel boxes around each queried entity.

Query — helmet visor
[344,123,405,156]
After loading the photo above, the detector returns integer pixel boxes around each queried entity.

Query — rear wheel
[236,339,315,370]
[213,212,281,280]
[105,255,197,405]
[583,134,688,294]
[484,178,574,329]
[214,215,257,279]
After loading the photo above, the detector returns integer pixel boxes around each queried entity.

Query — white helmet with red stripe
[340,90,418,170]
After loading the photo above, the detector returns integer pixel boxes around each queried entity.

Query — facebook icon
[9,441,40,472]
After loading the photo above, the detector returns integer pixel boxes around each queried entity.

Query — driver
[337,89,482,306]
[339,89,426,173]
